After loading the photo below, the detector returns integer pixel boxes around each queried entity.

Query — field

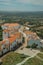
[37,53,43,59]
[22,53,43,65]
[1,52,27,65]
[23,56,43,65]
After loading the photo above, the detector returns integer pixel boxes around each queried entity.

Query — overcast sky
[0,0,43,11]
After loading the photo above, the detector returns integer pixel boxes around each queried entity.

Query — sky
[0,0,43,12]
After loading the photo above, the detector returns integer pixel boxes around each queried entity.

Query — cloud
[0,0,11,5]
[0,0,10,3]
[17,0,43,5]
[0,0,43,5]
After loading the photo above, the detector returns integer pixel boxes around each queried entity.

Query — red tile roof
[8,32,21,44]
[3,23,19,27]
[24,31,34,35]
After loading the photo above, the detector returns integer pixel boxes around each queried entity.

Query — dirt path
[16,50,40,65]
[40,52,43,54]
[36,55,43,61]
[16,56,33,65]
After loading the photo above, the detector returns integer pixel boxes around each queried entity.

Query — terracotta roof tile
[3,30,9,32]
[8,32,21,44]
[24,31,34,35]
[0,32,21,45]
[3,23,19,27]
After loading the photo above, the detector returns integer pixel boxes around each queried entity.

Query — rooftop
[24,31,34,35]
[8,32,21,44]
[0,32,22,45]
[3,29,9,32]
[3,23,20,27]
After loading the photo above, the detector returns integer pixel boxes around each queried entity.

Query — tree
[40,47,43,52]
[31,43,38,48]
[0,26,2,41]
[22,37,25,43]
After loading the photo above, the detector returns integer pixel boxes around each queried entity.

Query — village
[0,23,43,65]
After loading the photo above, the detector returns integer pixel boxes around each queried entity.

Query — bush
[21,54,27,58]
[22,37,25,43]
[31,43,38,49]
[26,46,31,48]
[40,47,43,52]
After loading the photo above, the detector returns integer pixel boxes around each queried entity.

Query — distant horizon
[0,10,43,12]
[0,11,43,12]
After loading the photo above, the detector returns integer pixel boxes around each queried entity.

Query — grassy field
[37,53,43,59]
[23,56,43,65]
[23,53,43,65]
[1,52,27,65]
